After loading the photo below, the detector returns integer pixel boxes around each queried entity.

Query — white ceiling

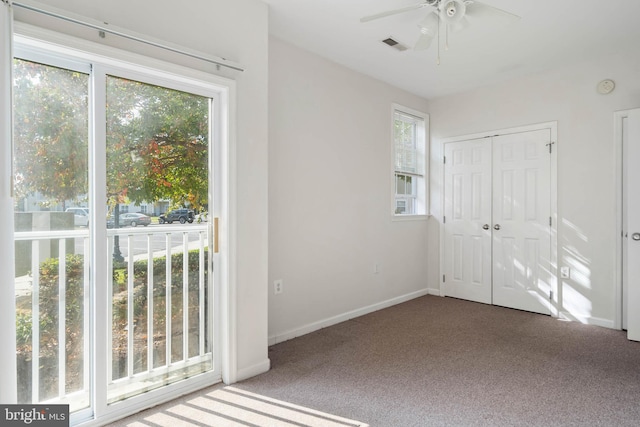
[262,0,640,99]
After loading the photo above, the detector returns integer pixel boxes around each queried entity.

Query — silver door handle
[483,224,490,230]
[633,233,640,241]
[494,224,501,231]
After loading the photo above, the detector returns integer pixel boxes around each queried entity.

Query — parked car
[107,212,151,228]
[158,208,194,224]
[66,207,90,227]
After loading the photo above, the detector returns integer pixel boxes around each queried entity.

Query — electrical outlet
[274,279,283,294]
[560,266,570,279]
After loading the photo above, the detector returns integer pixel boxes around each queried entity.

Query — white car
[66,207,90,227]
[195,212,208,223]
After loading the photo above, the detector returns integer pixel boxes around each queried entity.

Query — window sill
[392,214,429,222]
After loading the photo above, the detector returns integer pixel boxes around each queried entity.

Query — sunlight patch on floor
[126,386,368,427]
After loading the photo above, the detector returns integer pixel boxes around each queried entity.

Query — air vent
[382,37,408,52]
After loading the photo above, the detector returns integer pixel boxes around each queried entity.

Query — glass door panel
[12,58,91,412]
[105,75,212,403]
[11,47,221,424]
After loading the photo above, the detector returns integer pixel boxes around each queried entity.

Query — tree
[13,59,210,213]
[13,59,89,209]
[106,76,209,212]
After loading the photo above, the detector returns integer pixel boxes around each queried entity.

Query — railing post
[82,236,90,396]
[31,240,40,403]
[146,234,153,372]
[126,235,134,377]
[58,239,67,398]
[199,232,205,355]
[182,232,189,360]
[165,233,172,366]
[0,0,17,404]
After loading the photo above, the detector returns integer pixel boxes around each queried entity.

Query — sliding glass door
[13,57,92,412]
[12,42,222,424]
[104,74,213,403]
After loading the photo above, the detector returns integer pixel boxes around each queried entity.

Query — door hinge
[549,290,554,301]
[546,141,556,154]
[443,155,446,164]
[443,274,446,283]
[443,216,446,224]
[549,216,552,227]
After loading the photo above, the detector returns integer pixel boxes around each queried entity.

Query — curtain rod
[10,0,245,72]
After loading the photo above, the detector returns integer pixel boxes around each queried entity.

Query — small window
[392,105,428,217]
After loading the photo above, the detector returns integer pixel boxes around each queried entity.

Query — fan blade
[465,1,520,22]
[360,2,433,23]
[449,16,470,33]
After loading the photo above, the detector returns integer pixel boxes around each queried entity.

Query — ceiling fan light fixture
[415,12,439,50]
[418,12,439,33]
[440,0,467,24]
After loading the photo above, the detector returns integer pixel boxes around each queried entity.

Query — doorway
[616,108,640,340]
[10,36,228,425]
[442,123,557,315]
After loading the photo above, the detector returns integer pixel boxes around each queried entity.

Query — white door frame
[439,121,558,316]
[9,25,238,426]
[614,109,626,331]
[614,108,640,331]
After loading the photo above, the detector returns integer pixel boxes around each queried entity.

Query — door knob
[633,233,640,241]
[494,224,501,231]
[483,224,490,230]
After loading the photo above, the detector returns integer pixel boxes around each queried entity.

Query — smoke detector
[597,79,615,95]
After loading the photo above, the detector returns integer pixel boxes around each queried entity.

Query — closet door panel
[492,130,552,315]
[443,139,492,304]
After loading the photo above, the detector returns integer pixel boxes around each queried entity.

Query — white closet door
[443,139,492,304]
[626,109,640,341]
[492,130,552,315]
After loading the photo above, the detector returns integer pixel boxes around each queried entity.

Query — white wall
[268,38,430,343]
[16,0,270,380]
[428,51,640,327]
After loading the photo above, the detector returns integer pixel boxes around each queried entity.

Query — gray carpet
[115,295,640,426]
[238,296,640,426]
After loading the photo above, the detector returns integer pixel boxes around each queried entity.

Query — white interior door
[492,131,552,315]
[625,108,640,341]
[443,139,492,304]
[443,128,552,315]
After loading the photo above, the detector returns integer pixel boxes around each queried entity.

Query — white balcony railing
[14,224,211,411]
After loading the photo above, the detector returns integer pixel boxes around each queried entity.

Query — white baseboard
[427,287,443,296]
[559,311,615,329]
[268,288,430,346]
[235,358,271,382]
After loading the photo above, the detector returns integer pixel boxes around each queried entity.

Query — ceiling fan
[361,0,520,52]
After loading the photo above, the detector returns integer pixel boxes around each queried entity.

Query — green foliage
[106,76,209,210]
[133,249,207,280]
[13,59,89,206]
[16,312,32,347]
[17,250,208,394]
[13,59,209,210]
[15,254,85,358]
